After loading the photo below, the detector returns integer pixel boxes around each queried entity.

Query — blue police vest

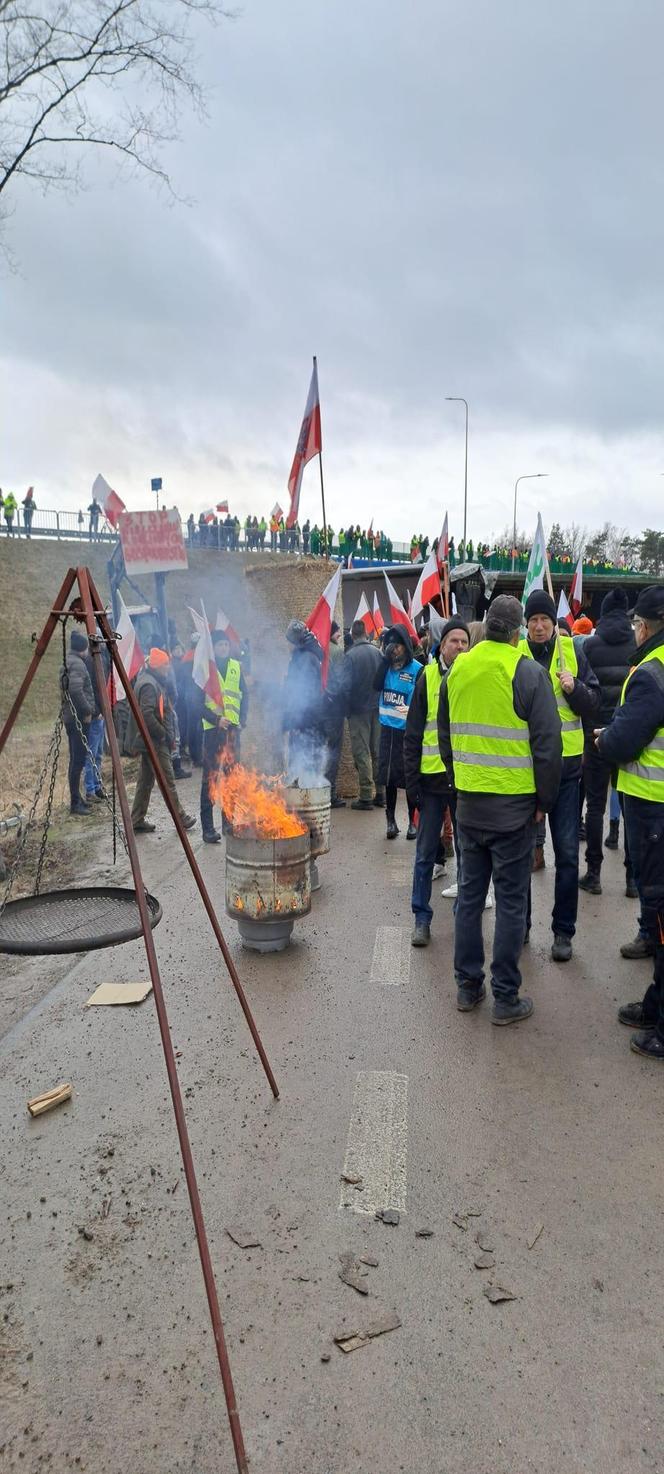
[379,660,422,729]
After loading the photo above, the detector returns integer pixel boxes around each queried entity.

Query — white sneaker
[441,882,458,899]
[432,863,446,880]
[484,886,494,911]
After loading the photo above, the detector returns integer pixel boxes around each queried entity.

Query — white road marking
[370,925,411,985]
[339,1070,408,1216]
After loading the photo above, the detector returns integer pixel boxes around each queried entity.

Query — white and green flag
[521,514,547,609]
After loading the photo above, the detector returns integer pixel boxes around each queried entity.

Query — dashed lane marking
[370,925,411,985]
[339,1070,408,1216]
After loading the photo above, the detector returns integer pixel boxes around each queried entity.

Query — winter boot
[579,870,602,895]
[604,819,620,850]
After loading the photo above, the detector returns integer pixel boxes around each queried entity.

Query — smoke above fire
[210,763,307,840]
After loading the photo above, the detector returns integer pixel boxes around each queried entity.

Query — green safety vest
[420,662,446,775]
[202,659,241,730]
[523,635,583,758]
[616,648,664,802]
[447,641,535,795]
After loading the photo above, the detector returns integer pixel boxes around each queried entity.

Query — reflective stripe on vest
[202,659,242,730]
[420,662,445,774]
[446,641,535,795]
[616,648,664,801]
[523,635,582,756]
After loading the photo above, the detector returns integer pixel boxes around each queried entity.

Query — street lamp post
[445,397,469,552]
[512,473,548,572]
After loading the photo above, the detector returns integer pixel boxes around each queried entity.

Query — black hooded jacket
[582,595,636,727]
[282,630,324,732]
[372,624,418,692]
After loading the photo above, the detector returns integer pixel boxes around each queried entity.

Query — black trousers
[584,739,613,874]
[200,727,239,834]
[623,796,664,1039]
[386,781,416,824]
[66,725,87,807]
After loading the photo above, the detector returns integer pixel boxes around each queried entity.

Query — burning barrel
[284,782,331,892]
[226,832,311,951]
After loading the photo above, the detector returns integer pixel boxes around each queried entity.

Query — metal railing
[1,507,116,542]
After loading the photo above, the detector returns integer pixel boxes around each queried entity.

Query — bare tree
[0,0,228,231]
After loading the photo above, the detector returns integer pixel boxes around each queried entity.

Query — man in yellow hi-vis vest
[404,615,470,947]
[523,589,600,963]
[200,629,248,843]
[596,585,664,1061]
[439,595,561,1024]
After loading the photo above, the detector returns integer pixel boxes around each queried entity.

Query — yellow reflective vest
[419,662,446,775]
[202,659,242,730]
[523,635,583,758]
[616,648,664,802]
[447,640,535,794]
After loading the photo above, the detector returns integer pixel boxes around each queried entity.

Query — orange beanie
[147,647,170,669]
[572,616,593,635]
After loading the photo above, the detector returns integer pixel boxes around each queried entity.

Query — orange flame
[211,763,307,840]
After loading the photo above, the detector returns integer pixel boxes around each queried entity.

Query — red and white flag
[287,360,322,528]
[557,589,573,631]
[93,473,126,529]
[305,562,341,686]
[569,555,583,617]
[271,502,283,519]
[108,592,144,705]
[201,508,216,523]
[215,605,241,647]
[382,570,419,643]
[368,517,374,535]
[436,511,449,569]
[372,591,385,634]
[353,590,376,637]
[411,546,442,620]
[216,500,229,514]
[189,603,219,703]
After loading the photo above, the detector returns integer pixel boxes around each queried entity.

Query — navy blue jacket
[597,629,664,770]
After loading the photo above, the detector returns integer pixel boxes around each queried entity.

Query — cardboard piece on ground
[27,1083,72,1117]
[85,981,153,1007]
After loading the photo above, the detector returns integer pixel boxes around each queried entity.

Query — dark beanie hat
[634,586,664,622]
[70,629,88,652]
[440,616,470,641]
[600,587,629,616]
[524,589,556,623]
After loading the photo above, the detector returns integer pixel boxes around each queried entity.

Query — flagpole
[543,550,566,670]
[442,561,450,619]
[313,355,329,556]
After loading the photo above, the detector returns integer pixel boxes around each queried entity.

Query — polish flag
[411,546,442,620]
[368,517,374,535]
[215,605,241,647]
[569,555,583,617]
[189,603,219,702]
[353,590,376,636]
[557,589,573,631]
[216,500,229,514]
[436,512,449,569]
[271,502,283,519]
[305,561,341,686]
[287,359,322,529]
[109,592,144,704]
[372,592,384,634]
[383,570,419,643]
[93,473,126,529]
[202,509,216,524]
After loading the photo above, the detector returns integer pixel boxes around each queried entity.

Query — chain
[0,716,64,916]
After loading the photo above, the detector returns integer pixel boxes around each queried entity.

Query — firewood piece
[27,1083,72,1118]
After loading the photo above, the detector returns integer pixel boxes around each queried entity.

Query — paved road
[2,780,663,1473]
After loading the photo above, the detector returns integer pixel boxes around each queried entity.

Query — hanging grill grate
[0,886,162,955]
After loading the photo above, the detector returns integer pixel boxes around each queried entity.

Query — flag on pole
[93,473,126,529]
[405,588,413,615]
[569,554,583,617]
[411,546,442,620]
[216,500,229,514]
[372,591,384,634]
[436,512,449,569]
[368,517,374,535]
[557,589,573,630]
[215,605,241,647]
[201,509,216,524]
[287,361,322,529]
[109,592,144,704]
[271,502,283,519]
[305,562,341,685]
[382,571,419,642]
[521,513,547,610]
[352,591,376,636]
[189,604,219,703]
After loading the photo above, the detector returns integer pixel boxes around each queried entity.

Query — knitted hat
[572,616,593,635]
[147,647,170,669]
[485,595,523,635]
[70,629,88,652]
[600,588,629,616]
[524,589,557,623]
[212,627,231,645]
[440,616,470,642]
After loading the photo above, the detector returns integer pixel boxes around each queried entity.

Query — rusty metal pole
[0,567,77,758]
[77,569,250,1474]
[85,570,279,1099]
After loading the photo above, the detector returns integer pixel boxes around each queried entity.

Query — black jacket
[404,659,453,797]
[438,641,563,831]
[597,628,664,775]
[282,632,324,733]
[526,635,600,776]
[341,638,382,714]
[582,614,636,727]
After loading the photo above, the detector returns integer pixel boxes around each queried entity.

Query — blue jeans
[411,788,455,927]
[528,774,580,938]
[83,715,105,796]
[609,786,621,822]
[455,820,535,1001]
[623,796,664,1038]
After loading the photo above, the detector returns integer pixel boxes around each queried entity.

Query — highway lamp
[512,474,548,572]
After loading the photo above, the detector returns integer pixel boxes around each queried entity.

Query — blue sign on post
[151,477,162,492]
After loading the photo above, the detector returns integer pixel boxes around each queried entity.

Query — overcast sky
[2,0,663,544]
